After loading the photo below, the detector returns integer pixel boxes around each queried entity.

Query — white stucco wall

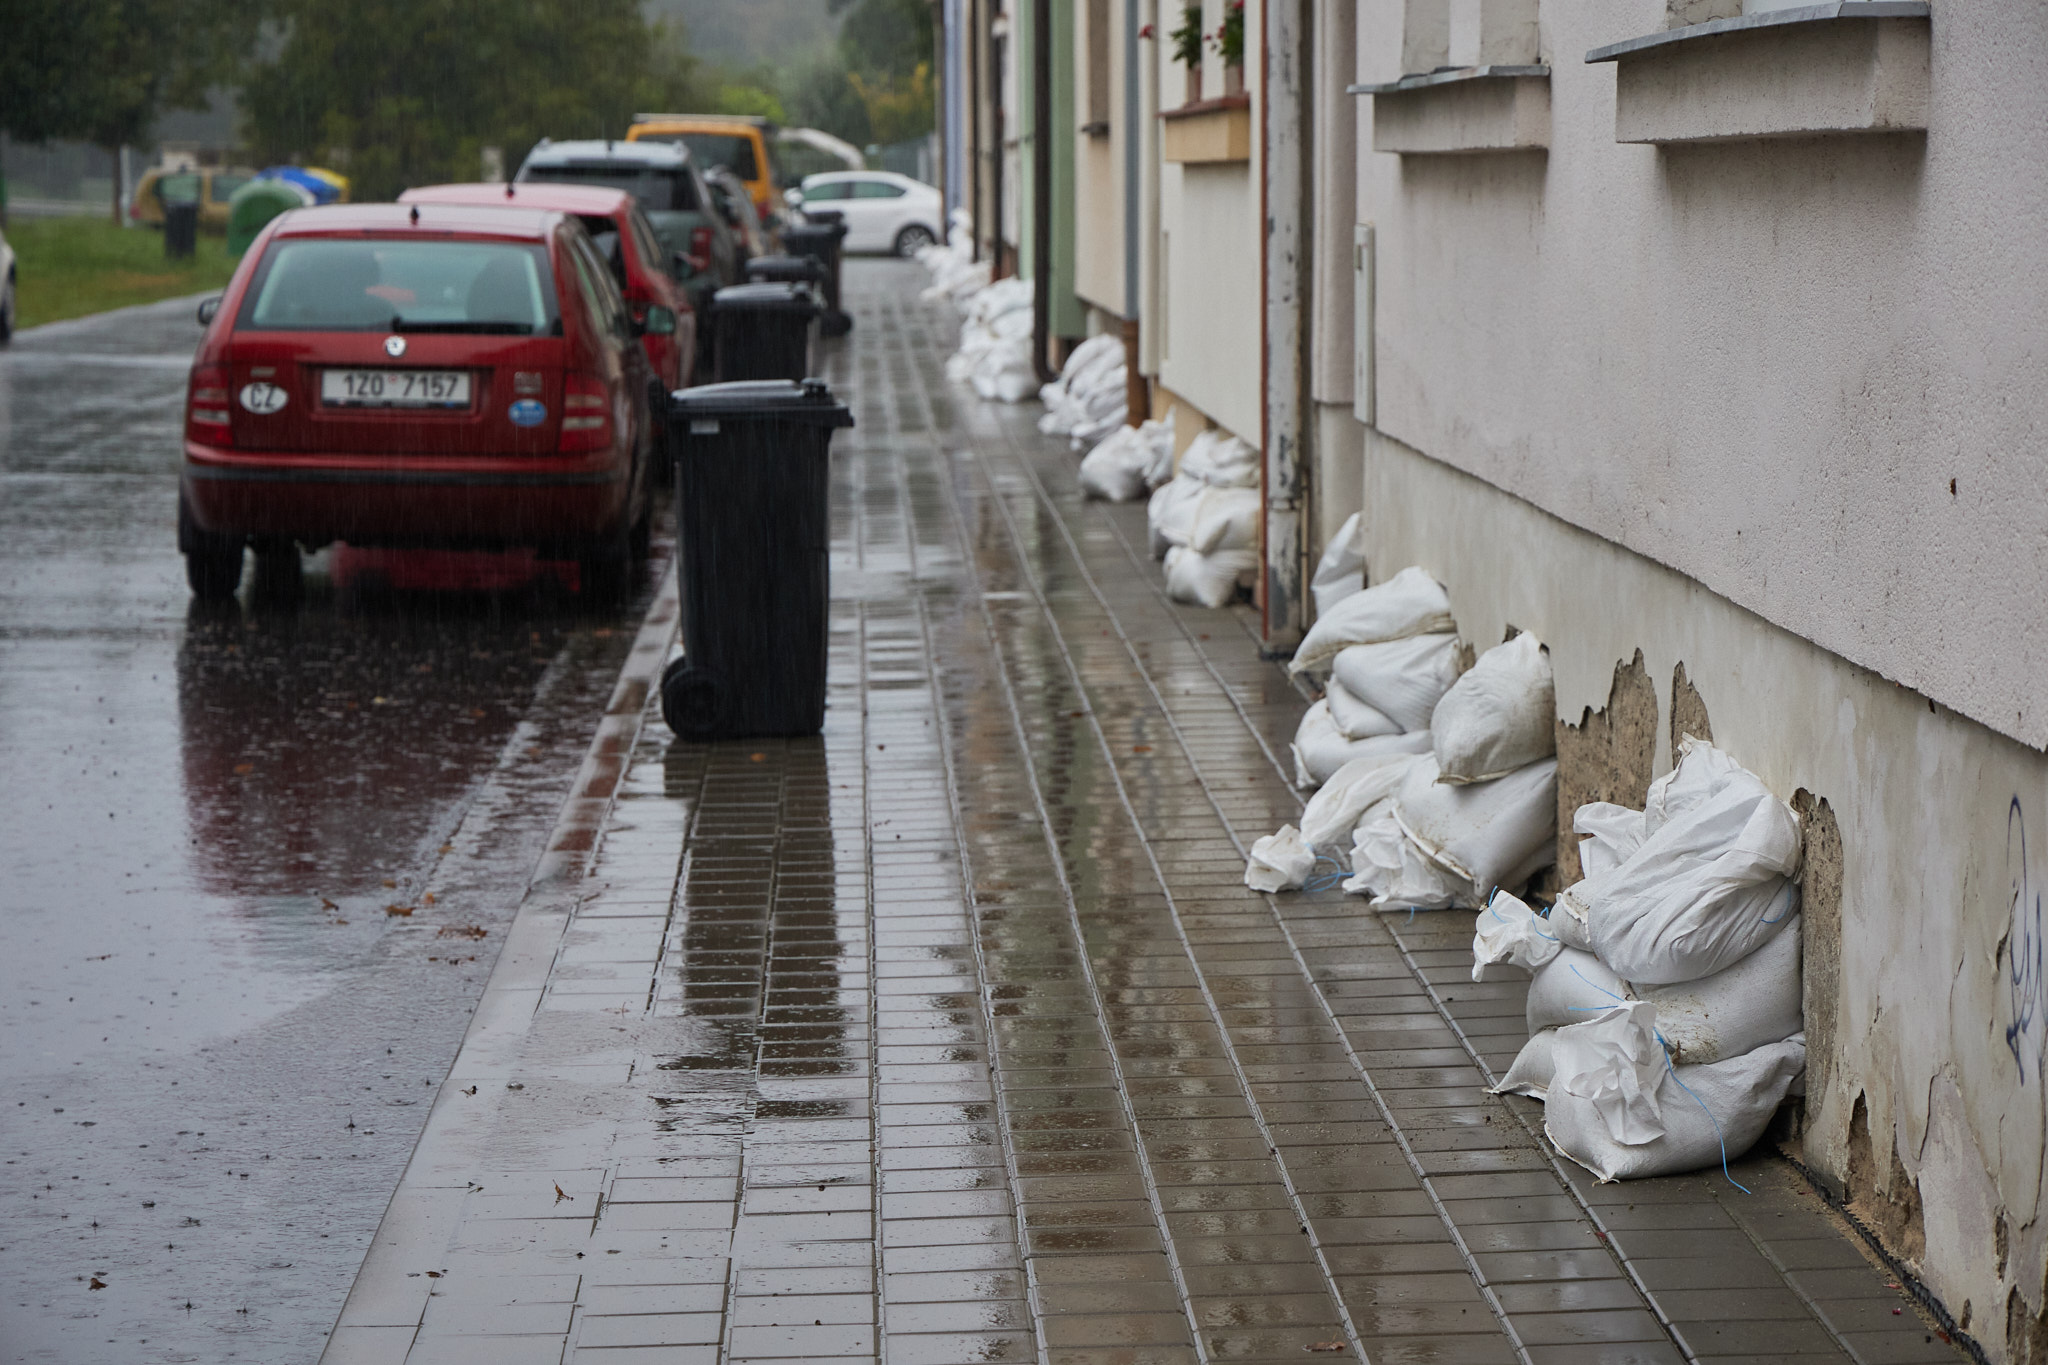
[1353,0,2048,752]
[1072,0,1125,315]
[1362,429,2048,1361]
[1157,0,1265,444]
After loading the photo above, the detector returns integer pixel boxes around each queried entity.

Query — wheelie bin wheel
[660,660,728,740]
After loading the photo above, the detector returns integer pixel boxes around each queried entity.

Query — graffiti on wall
[2008,797,2048,1082]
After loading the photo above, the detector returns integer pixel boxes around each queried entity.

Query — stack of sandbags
[1146,430,1262,608]
[1078,412,1176,502]
[1311,513,1370,614]
[915,211,990,304]
[1039,336,1128,447]
[1283,566,1456,788]
[1339,632,1559,908]
[1479,737,1807,1182]
[943,278,1038,402]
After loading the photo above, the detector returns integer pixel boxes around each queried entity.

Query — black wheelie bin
[710,282,821,383]
[744,253,828,290]
[782,213,851,337]
[661,379,855,741]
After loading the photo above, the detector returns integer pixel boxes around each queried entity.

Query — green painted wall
[1017,0,1083,339]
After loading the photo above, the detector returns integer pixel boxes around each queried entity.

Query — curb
[317,566,679,1364]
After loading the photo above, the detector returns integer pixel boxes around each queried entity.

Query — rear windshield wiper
[390,318,536,335]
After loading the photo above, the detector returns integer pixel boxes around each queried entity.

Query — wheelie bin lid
[712,281,822,314]
[800,208,845,226]
[784,219,848,243]
[670,379,854,428]
[745,253,826,282]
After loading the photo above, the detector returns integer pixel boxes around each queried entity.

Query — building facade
[938,4,2048,1355]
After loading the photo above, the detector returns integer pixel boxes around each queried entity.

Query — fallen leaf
[554,1183,571,1203]
[89,1277,107,1290]
[423,892,436,905]
[439,843,453,853]
[750,752,765,762]
[591,628,613,638]
[1132,745,1152,754]
[461,1086,477,1096]
[232,763,254,775]
[437,925,487,940]
[385,905,414,918]
[1304,1344,1345,1354]
[319,897,339,912]
[381,879,397,889]
[424,1270,441,1278]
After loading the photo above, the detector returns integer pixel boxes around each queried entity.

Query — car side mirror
[197,296,221,326]
[783,188,804,209]
[641,304,677,337]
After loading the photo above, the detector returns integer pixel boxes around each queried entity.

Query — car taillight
[689,225,714,264]
[187,364,233,445]
[558,374,611,453]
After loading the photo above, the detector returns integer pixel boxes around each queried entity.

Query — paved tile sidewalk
[319,261,1962,1365]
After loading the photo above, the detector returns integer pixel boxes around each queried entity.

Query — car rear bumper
[182,442,632,550]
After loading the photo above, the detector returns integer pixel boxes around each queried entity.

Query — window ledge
[1079,120,1111,137]
[1347,67,1551,155]
[1160,96,1252,164]
[1586,2,1931,144]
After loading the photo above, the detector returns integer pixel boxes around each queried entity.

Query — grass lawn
[7,215,240,331]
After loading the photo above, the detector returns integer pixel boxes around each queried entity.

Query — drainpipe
[967,0,982,258]
[1031,0,1056,383]
[1259,0,1311,649]
[1121,0,1146,425]
[991,9,1008,276]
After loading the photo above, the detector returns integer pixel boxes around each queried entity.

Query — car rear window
[238,238,560,335]
[520,164,700,212]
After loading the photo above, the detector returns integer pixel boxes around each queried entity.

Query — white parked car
[0,225,15,342]
[796,171,942,257]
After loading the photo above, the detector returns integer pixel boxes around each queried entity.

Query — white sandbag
[1324,677,1402,741]
[1289,705,1434,789]
[1147,476,1205,556]
[1329,634,1462,734]
[1342,805,1473,909]
[1567,738,1804,985]
[1164,545,1256,609]
[1246,824,1316,892]
[1636,915,1803,1065]
[1179,431,1260,489]
[1550,1001,1669,1146]
[1289,566,1456,676]
[1574,801,1648,881]
[1069,385,1129,449]
[1495,1028,1560,1099]
[1432,632,1556,785]
[1189,487,1262,555]
[1548,1010,1807,1182]
[1310,512,1370,615]
[1038,334,1123,418]
[1141,415,1177,489]
[1526,947,1628,1032]
[1393,755,1557,895]
[1471,889,1563,982]
[1077,424,1153,502]
[971,335,1038,403]
[1299,752,1427,858]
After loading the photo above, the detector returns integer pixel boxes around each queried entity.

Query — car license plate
[320,369,471,408]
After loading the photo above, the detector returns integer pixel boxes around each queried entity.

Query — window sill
[1347,67,1551,155]
[1586,2,1931,144]
[1160,96,1252,164]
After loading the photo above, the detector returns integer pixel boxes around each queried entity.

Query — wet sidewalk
[319,260,1960,1365]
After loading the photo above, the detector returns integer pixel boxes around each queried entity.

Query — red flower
[1139,22,1155,37]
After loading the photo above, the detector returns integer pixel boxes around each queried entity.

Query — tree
[241,0,714,201]
[786,0,933,148]
[0,0,261,219]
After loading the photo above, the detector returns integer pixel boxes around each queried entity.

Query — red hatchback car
[179,203,661,600]
[399,182,697,390]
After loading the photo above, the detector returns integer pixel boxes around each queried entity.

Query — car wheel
[893,224,937,258]
[0,271,15,343]
[180,504,246,601]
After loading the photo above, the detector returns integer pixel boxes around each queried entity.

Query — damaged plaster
[1554,650,1658,884]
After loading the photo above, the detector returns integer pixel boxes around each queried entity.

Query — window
[520,164,700,212]
[239,238,559,334]
[564,233,630,343]
[676,133,760,181]
[210,174,251,203]
[804,181,854,202]
[853,180,907,199]
[626,208,672,281]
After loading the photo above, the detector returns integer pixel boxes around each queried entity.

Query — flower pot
[1184,66,1203,106]
[1223,63,1244,98]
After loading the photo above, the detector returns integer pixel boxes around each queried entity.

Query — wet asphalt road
[0,297,658,1363]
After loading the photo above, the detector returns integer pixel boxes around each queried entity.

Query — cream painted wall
[1072,0,1125,315]
[1353,1,2048,752]
[1362,428,2048,1362]
[1157,0,1265,443]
